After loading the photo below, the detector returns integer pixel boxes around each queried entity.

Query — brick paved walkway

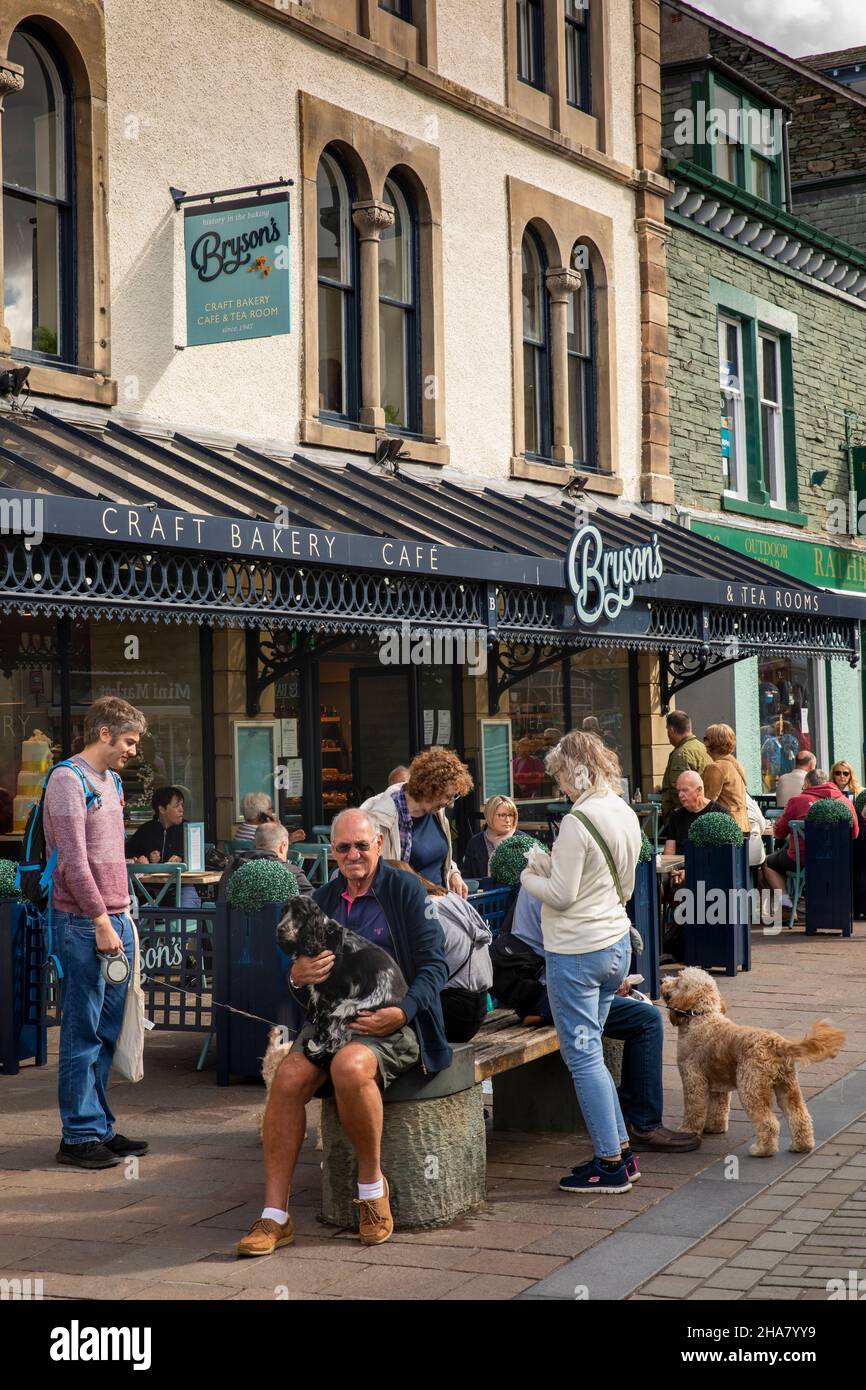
[1,926,865,1301]
[632,1117,866,1301]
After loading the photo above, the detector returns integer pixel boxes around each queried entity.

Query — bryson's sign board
[566,524,663,625]
[183,193,290,346]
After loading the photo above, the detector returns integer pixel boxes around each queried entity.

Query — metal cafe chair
[785,819,806,929]
[128,862,187,910]
[311,826,332,845]
[292,843,331,884]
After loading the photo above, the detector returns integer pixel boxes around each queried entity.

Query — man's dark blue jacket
[314,859,453,1075]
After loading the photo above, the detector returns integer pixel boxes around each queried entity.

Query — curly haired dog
[660,968,845,1156]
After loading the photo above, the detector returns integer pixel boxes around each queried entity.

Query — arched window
[567,248,596,468]
[378,177,419,432]
[316,150,358,419]
[2,26,74,361]
[521,229,550,458]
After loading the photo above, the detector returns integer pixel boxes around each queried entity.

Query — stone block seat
[320,1009,624,1231]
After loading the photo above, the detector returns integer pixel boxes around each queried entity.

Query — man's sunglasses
[333,839,374,854]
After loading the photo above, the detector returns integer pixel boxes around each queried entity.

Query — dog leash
[142,980,300,1035]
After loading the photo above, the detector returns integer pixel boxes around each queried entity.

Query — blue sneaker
[571,1154,641,1182]
[560,1159,632,1193]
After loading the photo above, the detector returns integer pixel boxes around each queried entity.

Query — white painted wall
[102,0,641,495]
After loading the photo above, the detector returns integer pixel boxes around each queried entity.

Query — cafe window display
[0,613,62,835]
[758,655,814,792]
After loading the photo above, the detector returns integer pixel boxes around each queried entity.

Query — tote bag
[113,921,145,1083]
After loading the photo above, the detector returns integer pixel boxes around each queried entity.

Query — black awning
[0,408,863,664]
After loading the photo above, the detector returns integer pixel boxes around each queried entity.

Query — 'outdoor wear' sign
[183,193,290,346]
[566,523,663,625]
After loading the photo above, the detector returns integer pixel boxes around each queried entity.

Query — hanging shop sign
[183,192,291,346]
[566,523,664,625]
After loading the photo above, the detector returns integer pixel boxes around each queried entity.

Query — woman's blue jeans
[545,932,631,1158]
[55,911,135,1145]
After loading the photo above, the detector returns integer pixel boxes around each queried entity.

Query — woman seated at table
[126,785,199,909]
[234,791,306,846]
[462,795,519,880]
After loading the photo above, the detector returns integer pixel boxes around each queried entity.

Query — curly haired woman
[361,749,473,898]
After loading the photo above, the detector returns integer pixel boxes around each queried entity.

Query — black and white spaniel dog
[277,897,408,1063]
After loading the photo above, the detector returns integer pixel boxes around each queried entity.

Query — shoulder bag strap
[569,808,625,907]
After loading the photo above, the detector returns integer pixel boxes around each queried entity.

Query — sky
[692,0,866,59]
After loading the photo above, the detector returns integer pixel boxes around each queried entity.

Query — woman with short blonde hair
[462,795,519,879]
[702,724,749,833]
[830,761,861,800]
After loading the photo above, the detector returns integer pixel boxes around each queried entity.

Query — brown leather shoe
[236,1215,295,1257]
[354,1177,394,1245]
[627,1125,701,1152]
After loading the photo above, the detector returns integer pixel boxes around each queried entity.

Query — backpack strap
[569,808,625,907]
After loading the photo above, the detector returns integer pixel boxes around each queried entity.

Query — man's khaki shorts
[291,1022,420,1096]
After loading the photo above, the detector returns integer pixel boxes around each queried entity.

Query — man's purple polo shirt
[334,885,395,957]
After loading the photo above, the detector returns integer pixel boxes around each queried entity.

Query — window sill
[510,455,623,493]
[3,357,117,407]
[721,494,807,526]
[301,416,449,466]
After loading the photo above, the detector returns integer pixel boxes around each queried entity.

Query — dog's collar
[667,1006,710,1019]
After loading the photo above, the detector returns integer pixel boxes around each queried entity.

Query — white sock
[357,1178,385,1200]
[781,894,792,908]
[262,1206,289,1225]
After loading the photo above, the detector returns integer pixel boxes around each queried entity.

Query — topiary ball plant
[637,830,654,865]
[227,859,299,912]
[806,798,854,829]
[489,832,548,886]
[0,859,21,900]
[687,812,744,848]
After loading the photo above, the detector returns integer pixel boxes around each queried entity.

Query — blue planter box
[627,856,660,1000]
[0,899,47,1074]
[212,902,304,1084]
[805,822,853,937]
[682,840,751,976]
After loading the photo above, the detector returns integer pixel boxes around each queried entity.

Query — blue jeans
[534,990,665,1132]
[545,933,631,1158]
[55,911,135,1146]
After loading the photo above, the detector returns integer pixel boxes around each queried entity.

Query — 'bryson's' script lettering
[190,217,281,282]
[566,524,663,625]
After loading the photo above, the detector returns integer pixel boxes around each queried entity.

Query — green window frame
[690,70,786,211]
[710,279,804,525]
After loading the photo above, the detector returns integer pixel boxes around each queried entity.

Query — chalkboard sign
[479,719,513,802]
[232,720,279,819]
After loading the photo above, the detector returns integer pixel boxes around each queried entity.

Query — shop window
[570,649,632,796]
[378,176,419,433]
[516,0,545,89]
[379,0,412,17]
[0,613,62,834]
[507,664,565,803]
[759,656,815,793]
[317,150,360,421]
[69,621,205,826]
[564,0,590,112]
[2,27,74,363]
[521,228,551,459]
[716,308,798,515]
[567,249,595,469]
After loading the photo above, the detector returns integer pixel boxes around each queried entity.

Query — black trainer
[56,1141,122,1170]
[103,1134,149,1157]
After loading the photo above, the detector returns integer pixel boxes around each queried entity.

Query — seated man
[217,820,313,901]
[763,767,859,907]
[496,886,699,1153]
[659,770,724,961]
[237,808,451,1257]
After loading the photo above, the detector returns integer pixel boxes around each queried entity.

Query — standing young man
[44,696,149,1170]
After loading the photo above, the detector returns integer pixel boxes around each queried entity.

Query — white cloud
[691,0,866,58]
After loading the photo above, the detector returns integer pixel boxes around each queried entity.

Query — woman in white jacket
[521,730,642,1194]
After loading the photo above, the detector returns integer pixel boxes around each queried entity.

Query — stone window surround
[507,175,621,494]
[0,2,114,406]
[310,0,437,68]
[300,91,448,466]
[504,0,613,160]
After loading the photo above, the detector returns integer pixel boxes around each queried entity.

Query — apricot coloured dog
[660,968,845,1157]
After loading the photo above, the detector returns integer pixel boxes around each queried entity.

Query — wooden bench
[319,1009,624,1231]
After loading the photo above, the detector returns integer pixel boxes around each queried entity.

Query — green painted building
[661,0,866,792]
